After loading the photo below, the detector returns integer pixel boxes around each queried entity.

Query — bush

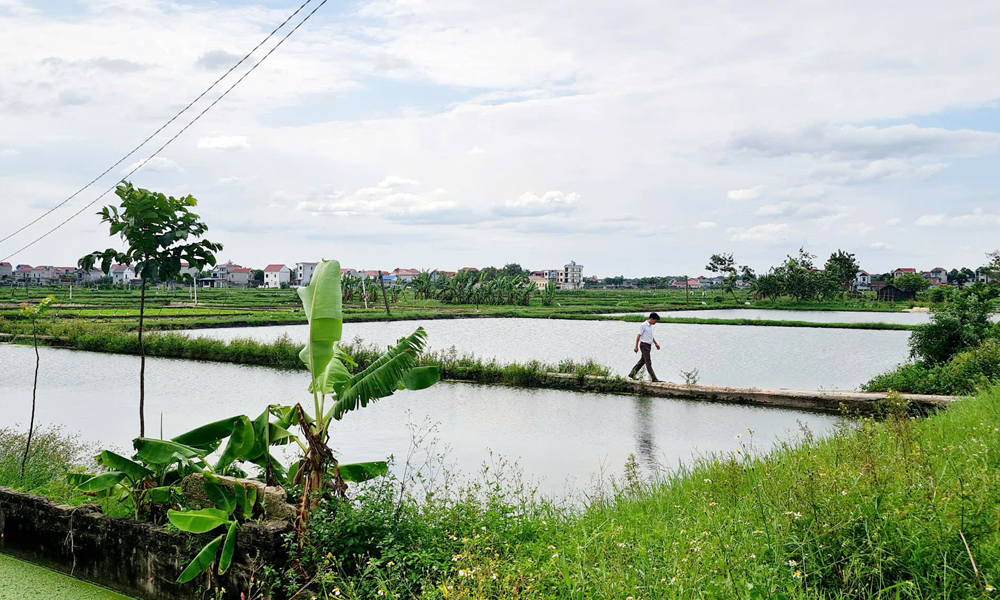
[908,292,996,364]
[864,338,1000,395]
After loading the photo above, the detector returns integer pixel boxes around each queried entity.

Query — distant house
[0,262,11,280]
[558,261,584,290]
[263,264,291,288]
[854,270,872,292]
[228,268,252,287]
[925,267,948,286]
[669,278,701,289]
[14,265,32,281]
[111,264,136,284]
[296,262,318,286]
[892,268,917,280]
[29,265,58,283]
[178,262,200,282]
[528,275,549,290]
[877,285,917,302]
[977,267,993,284]
[431,270,455,281]
[392,268,420,284]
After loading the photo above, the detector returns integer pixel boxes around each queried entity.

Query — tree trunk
[138,278,147,438]
[20,320,40,483]
[378,271,391,316]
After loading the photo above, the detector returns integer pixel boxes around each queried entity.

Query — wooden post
[684,275,689,305]
[378,271,391,316]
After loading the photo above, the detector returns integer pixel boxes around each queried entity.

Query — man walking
[629,312,661,382]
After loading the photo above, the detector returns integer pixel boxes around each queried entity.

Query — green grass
[864,339,1000,396]
[619,314,918,331]
[0,554,135,600]
[1,284,925,329]
[277,387,1000,600]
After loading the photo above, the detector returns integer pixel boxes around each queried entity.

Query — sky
[2,0,1000,278]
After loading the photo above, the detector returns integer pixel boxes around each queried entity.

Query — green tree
[18,296,54,483]
[909,292,997,364]
[824,250,860,290]
[502,263,527,278]
[895,272,931,292]
[706,253,738,299]
[253,269,264,284]
[80,182,223,437]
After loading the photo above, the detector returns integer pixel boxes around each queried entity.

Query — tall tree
[895,272,931,292]
[80,182,222,437]
[706,253,738,299]
[19,296,54,483]
[824,249,860,289]
[502,263,527,278]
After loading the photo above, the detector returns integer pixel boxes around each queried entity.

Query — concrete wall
[0,487,291,600]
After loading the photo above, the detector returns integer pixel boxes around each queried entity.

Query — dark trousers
[630,342,657,381]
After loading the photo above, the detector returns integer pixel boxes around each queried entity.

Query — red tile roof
[0,262,10,266]
[894,268,916,273]
[263,264,287,272]
[230,268,252,273]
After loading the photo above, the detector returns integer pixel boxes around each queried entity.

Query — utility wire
[0,0,314,246]
[1,0,329,263]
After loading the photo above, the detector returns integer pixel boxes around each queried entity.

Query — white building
[0,262,11,280]
[178,262,200,282]
[111,264,136,284]
[228,268,252,287]
[263,264,291,288]
[393,268,420,284]
[854,270,872,291]
[296,262,318,286]
[558,261,584,290]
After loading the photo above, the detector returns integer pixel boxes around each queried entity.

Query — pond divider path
[541,373,958,413]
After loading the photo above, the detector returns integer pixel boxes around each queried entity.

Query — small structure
[0,262,11,280]
[228,268,252,287]
[13,265,32,281]
[927,267,948,286]
[558,261,584,290]
[110,264,136,285]
[892,268,917,280]
[295,262,318,286]
[263,264,291,288]
[877,284,917,302]
[392,268,420,284]
[853,270,872,292]
[529,275,549,290]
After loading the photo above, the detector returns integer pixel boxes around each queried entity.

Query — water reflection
[632,396,660,472]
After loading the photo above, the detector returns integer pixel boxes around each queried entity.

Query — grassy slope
[311,389,1000,600]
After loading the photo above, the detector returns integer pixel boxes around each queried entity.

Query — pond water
[188,318,910,390]
[609,308,933,324]
[0,345,839,495]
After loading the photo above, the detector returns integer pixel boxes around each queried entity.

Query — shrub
[908,292,996,364]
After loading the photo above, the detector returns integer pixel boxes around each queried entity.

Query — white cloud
[870,242,894,251]
[121,156,183,174]
[468,146,486,154]
[695,221,717,229]
[727,223,788,242]
[886,217,901,226]
[730,124,1000,160]
[916,214,946,226]
[726,186,763,201]
[757,201,838,219]
[495,191,579,217]
[198,135,249,151]
[294,176,456,218]
[0,148,20,156]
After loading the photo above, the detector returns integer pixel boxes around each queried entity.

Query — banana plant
[167,474,258,583]
[287,259,439,531]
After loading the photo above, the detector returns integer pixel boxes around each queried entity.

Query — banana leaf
[76,471,126,493]
[401,366,440,391]
[168,508,230,534]
[234,483,257,517]
[215,415,255,471]
[297,259,343,389]
[218,521,238,575]
[338,461,389,483]
[134,438,204,464]
[202,477,237,515]
[172,416,243,449]
[176,533,224,583]
[97,450,153,481]
[327,328,428,421]
[146,486,174,504]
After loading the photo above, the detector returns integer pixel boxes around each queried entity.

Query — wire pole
[377,271,391,316]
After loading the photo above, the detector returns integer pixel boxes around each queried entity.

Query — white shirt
[638,321,655,344]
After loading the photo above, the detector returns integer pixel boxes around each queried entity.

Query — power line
[0,0,314,246]
[1,0,329,263]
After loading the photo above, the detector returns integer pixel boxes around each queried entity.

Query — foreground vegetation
[9,386,1000,599]
[865,292,1000,396]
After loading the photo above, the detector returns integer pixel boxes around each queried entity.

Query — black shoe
[627,372,638,380]
[651,379,661,383]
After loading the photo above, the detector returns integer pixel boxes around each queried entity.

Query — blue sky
[2,0,1000,277]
